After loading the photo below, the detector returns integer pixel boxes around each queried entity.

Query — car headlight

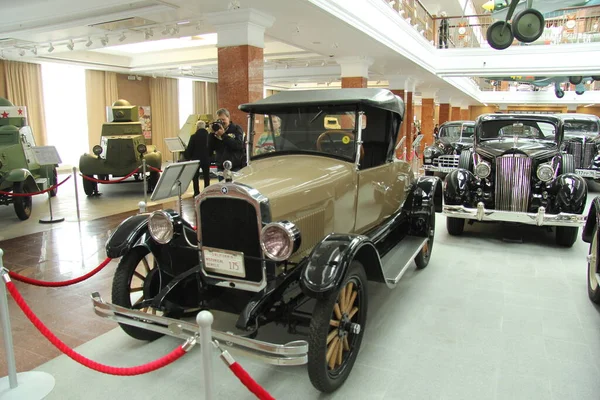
[148,211,174,244]
[137,143,147,154]
[260,221,301,262]
[92,145,103,156]
[423,148,433,158]
[474,161,491,179]
[537,163,554,182]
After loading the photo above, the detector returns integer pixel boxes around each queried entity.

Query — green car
[79,99,162,196]
[0,97,58,220]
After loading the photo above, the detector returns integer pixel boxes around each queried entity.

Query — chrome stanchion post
[196,311,214,400]
[177,180,183,217]
[142,159,148,205]
[72,167,80,222]
[0,250,17,389]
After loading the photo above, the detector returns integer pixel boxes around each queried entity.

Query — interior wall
[469,105,499,120]
[116,74,150,107]
[507,105,567,113]
[575,106,600,118]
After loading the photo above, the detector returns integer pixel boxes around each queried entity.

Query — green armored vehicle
[0,98,59,220]
[79,99,162,196]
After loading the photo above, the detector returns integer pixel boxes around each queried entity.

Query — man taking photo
[209,108,245,181]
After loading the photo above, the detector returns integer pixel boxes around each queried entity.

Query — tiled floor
[1,176,600,399]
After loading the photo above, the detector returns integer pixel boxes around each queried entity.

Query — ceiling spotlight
[101,35,109,46]
[85,37,93,47]
[67,40,75,51]
[48,43,54,53]
[144,29,154,40]
[19,49,25,56]
[31,46,38,55]
[419,29,425,35]
[162,26,170,35]
[172,25,180,35]
[399,9,405,16]
[119,32,126,42]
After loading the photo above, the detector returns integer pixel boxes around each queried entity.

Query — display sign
[164,137,185,153]
[32,146,62,165]
[139,106,152,139]
[202,246,246,278]
[150,160,199,201]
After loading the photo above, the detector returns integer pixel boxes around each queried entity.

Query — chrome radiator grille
[433,155,460,169]
[565,141,595,169]
[571,142,583,168]
[495,156,532,212]
[583,143,595,168]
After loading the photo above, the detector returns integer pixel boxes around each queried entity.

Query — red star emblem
[17,109,23,115]
[1,111,9,118]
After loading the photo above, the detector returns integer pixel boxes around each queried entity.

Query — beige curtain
[206,82,218,116]
[2,60,48,146]
[192,81,207,114]
[149,77,179,156]
[85,70,120,152]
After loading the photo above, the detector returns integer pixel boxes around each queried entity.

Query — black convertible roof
[239,88,405,117]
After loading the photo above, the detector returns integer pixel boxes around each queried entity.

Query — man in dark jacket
[184,120,211,196]
[208,108,245,181]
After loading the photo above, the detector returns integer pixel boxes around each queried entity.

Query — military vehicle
[79,99,162,196]
[0,97,59,220]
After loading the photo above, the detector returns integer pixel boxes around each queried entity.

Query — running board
[380,236,428,288]
[91,292,308,366]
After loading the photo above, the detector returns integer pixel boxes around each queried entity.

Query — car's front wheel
[555,226,578,247]
[588,227,600,304]
[415,201,435,269]
[82,176,97,196]
[13,182,32,220]
[446,217,465,236]
[308,260,367,393]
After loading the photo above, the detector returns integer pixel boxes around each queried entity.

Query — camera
[211,119,224,132]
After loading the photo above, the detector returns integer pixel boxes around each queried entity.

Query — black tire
[569,76,583,85]
[561,154,575,174]
[308,261,367,393]
[13,182,32,221]
[512,9,545,43]
[49,168,58,197]
[82,176,97,196]
[588,228,600,304]
[148,171,159,193]
[555,89,565,99]
[592,76,600,82]
[458,150,473,170]
[446,217,465,236]
[112,247,166,341]
[415,200,435,269]
[487,21,514,50]
[555,226,578,248]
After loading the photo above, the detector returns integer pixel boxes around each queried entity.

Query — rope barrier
[4,278,194,376]
[80,168,140,184]
[0,175,72,197]
[147,165,163,173]
[8,257,112,287]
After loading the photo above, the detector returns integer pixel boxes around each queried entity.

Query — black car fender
[443,168,475,205]
[106,214,150,259]
[406,175,443,213]
[582,196,600,243]
[552,173,587,214]
[300,234,385,298]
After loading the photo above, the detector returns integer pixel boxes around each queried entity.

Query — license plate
[424,159,432,164]
[577,169,597,178]
[202,247,246,278]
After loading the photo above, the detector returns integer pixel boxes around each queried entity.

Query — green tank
[0,97,59,220]
[79,99,162,196]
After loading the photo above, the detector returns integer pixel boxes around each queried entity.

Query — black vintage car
[443,113,587,247]
[92,88,442,393]
[557,113,600,180]
[423,120,475,175]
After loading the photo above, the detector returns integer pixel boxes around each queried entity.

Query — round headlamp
[474,161,491,179]
[92,145,103,156]
[137,143,147,154]
[537,163,554,182]
[423,148,433,158]
[260,221,301,262]
[148,211,174,244]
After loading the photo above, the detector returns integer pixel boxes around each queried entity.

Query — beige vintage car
[94,88,442,393]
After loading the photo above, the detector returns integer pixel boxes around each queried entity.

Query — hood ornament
[223,160,233,183]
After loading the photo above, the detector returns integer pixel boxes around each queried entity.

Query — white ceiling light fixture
[47,43,54,53]
[67,39,75,51]
[101,35,109,46]
[31,46,38,55]
[144,29,154,40]
[85,37,93,47]
[19,49,25,56]
[119,32,127,42]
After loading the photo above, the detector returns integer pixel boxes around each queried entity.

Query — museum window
[41,63,89,167]
[178,78,193,129]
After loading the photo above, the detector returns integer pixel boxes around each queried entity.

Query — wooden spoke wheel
[308,261,367,393]
[415,200,435,269]
[588,228,600,304]
[112,247,167,341]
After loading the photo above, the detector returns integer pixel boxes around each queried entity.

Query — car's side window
[360,110,393,170]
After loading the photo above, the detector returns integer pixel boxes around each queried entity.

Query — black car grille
[583,143,595,168]
[200,197,262,283]
[495,155,532,212]
[565,141,595,169]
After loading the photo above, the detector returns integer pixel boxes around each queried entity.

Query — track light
[85,37,93,47]
[67,40,75,51]
[172,25,179,35]
[31,46,38,55]
[19,49,25,56]
[101,36,109,46]
[144,29,154,40]
[48,43,55,53]
[119,32,126,42]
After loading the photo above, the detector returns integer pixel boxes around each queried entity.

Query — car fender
[105,214,151,259]
[553,173,587,214]
[78,153,101,175]
[443,168,474,205]
[300,233,385,298]
[4,169,38,192]
[409,175,443,213]
[582,196,600,243]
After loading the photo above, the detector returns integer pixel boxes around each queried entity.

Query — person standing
[438,11,449,49]
[208,108,245,181]
[184,120,211,196]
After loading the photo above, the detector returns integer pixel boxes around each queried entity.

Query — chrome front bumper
[443,202,586,227]
[423,164,457,173]
[576,168,600,179]
[91,292,308,366]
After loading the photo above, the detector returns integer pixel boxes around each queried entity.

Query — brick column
[337,56,373,89]
[341,77,368,88]
[439,104,450,125]
[421,98,435,152]
[451,106,461,121]
[460,107,470,120]
[208,9,274,134]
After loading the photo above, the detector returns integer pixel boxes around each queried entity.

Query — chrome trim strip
[443,202,586,227]
[91,293,308,366]
[246,113,253,167]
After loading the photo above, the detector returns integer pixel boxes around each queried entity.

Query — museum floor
[1,172,600,399]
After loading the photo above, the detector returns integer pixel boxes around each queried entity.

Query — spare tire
[561,154,575,175]
[458,150,473,171]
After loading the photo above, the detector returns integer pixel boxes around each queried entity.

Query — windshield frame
[476,118,560,145]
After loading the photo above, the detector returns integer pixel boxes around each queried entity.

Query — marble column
[208,9,274,133]
[439,104,451,125]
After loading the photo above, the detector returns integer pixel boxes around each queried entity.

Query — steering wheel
[316,130,363,159]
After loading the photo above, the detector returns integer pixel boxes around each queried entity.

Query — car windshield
[563,120,599,136]
[252,108,362,161]
[479,120,557,142]
[441,124,474,141]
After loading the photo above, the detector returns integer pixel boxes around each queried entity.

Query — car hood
[233,154,356,220]
[476,139,557,159]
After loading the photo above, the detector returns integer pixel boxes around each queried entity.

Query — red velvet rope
[147,165,163,173]
[80,168,140,184]
[8,257,112,287]
[230,362,276,400]
[5,281,187,375]
[0,175,72,197]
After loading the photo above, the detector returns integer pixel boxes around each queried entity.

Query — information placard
[150,160,200,202]
[32,146,62,165]
[164,137,185,153]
